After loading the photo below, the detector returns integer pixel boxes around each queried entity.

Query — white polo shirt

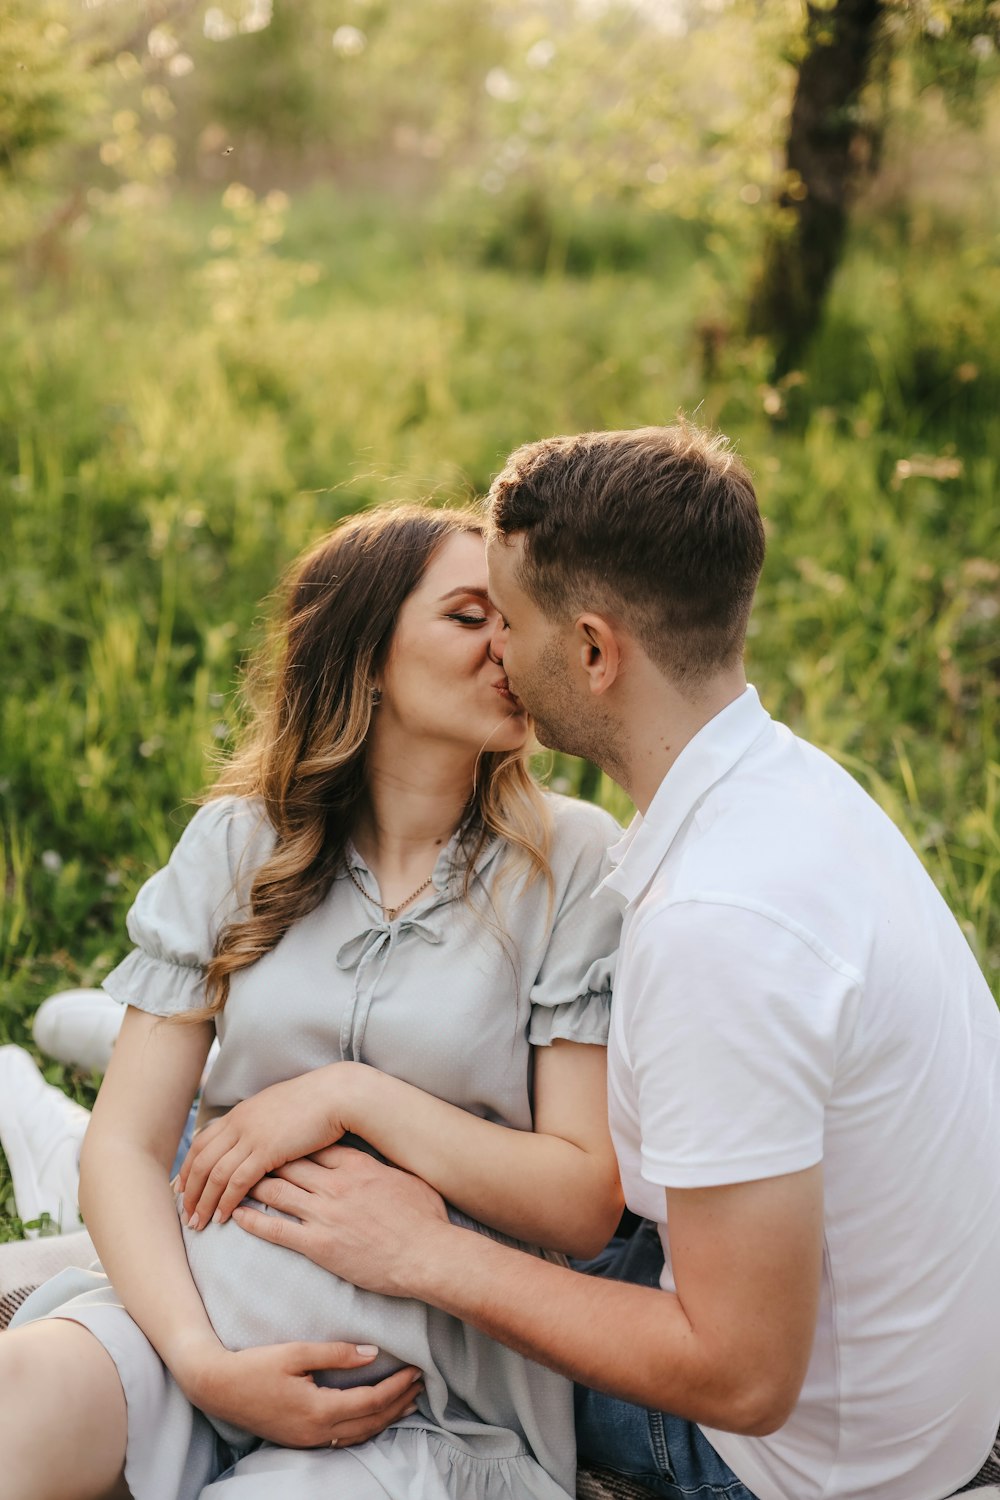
[601,686,1000,1500]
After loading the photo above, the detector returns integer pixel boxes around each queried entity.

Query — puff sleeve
[527,796,621,1048]
[101,797,274,1018]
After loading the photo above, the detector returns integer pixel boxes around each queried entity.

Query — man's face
[485,533,599,759]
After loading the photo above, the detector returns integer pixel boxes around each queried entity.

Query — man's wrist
[392,1218,469,1305]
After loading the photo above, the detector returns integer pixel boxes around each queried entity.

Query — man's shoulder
[685,724,909,893]
[629,740,898,974]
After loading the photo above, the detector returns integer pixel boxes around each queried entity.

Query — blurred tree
[749,0,884,378]
[750,0,1000,377]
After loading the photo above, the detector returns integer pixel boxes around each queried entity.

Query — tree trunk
[749,0,885,377]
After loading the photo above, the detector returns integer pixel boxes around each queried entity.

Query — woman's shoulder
[542,790,621,869]
[173,794,276,884]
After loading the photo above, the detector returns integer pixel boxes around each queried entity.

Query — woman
[1,505,623,1500]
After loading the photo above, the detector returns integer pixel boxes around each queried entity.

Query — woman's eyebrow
[438,586,491,602]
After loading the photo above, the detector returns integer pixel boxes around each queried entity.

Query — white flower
[485,68,520,102]
[204,7,236,41]
[526,40,555,69]
[239,0,272,33]
[332,25,367,57]
[147,27,179,59]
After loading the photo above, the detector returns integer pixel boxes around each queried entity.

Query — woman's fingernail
[188,1212,200,1231]
[355,1344,378,1357]
[212,1210,222,1224]
[403,1404,418,1417]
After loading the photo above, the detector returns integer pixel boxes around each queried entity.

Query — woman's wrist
[332,1059,380,1138]
[163,1326,228,1398]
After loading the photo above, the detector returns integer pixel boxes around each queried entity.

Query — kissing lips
[494,678,523,710]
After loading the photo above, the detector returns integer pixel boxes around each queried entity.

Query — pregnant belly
[181,1201,413,1388]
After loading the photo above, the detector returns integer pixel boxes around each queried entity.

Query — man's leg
[574,1220,758,1499]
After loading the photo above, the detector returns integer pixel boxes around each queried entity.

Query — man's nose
[487,615,506,667]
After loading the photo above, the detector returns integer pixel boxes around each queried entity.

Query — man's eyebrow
[438,586,491,602]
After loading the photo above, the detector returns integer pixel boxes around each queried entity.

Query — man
[236,424,1000,1500]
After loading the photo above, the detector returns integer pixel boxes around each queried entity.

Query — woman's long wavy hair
[196,504,552,1020]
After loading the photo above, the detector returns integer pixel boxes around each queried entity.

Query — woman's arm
[349,1042,623,1258]
[81,1006,421,1447]
[181,1044,623,1258]
[79,1003,220,1379]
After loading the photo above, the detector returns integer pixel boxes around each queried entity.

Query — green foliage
[1,193,996,1029]
[0,6,998,1248]
[0,0,93,173]
[0,0,100,247]
[885,0,1000,120]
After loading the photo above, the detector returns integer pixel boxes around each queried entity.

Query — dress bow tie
[334,915,443,1062]
[335,915,443,972]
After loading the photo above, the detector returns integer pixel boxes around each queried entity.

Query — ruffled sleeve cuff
[98,797,270,1020]
[528,989,612,1047]
[102,946,207,1017]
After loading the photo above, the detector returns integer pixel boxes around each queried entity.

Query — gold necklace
[347,864,434,921]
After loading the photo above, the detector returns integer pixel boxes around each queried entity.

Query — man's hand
[178,1065,364,1230]
[183,1340,424,1449]
[232,1146,451,1297]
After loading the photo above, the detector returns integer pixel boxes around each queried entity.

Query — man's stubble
[520,634,629,787]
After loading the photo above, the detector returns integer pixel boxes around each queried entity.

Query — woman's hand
[183,1340,424,1449]
[178,1064,366,1229]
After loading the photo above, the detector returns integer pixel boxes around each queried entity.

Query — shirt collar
[596,685,771,910]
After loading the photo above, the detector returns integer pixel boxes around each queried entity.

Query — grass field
[2,187,998,1240]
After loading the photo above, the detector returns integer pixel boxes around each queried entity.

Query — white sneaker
[33,986,221,1090]
[0,1046,90,1236]
[32,988,126,1073]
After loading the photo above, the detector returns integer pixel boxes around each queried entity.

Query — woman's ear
[575,614,621,697]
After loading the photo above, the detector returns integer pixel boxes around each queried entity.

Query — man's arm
[235,1148,823,1435]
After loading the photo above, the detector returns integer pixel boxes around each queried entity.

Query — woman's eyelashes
[447,611,490,627]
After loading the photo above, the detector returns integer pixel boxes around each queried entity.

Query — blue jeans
[170,1104,199,1179]
[574,1220,758,1499]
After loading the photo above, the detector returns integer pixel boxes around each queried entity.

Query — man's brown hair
[486,422,765,684]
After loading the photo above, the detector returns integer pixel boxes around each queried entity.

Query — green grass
[2,187,998,1240]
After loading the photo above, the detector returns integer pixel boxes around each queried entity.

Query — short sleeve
[527,797,621,1048]
[626,897,862,1188]
[102,797,273,1018]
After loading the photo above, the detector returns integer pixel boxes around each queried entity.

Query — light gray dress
[14,792,621,1500]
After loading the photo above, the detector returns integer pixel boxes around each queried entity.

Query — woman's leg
[0,1319,130,1500]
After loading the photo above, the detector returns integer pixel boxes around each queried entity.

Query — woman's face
[378,531,529,757]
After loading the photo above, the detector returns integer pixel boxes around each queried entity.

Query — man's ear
[575,613,621,696]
